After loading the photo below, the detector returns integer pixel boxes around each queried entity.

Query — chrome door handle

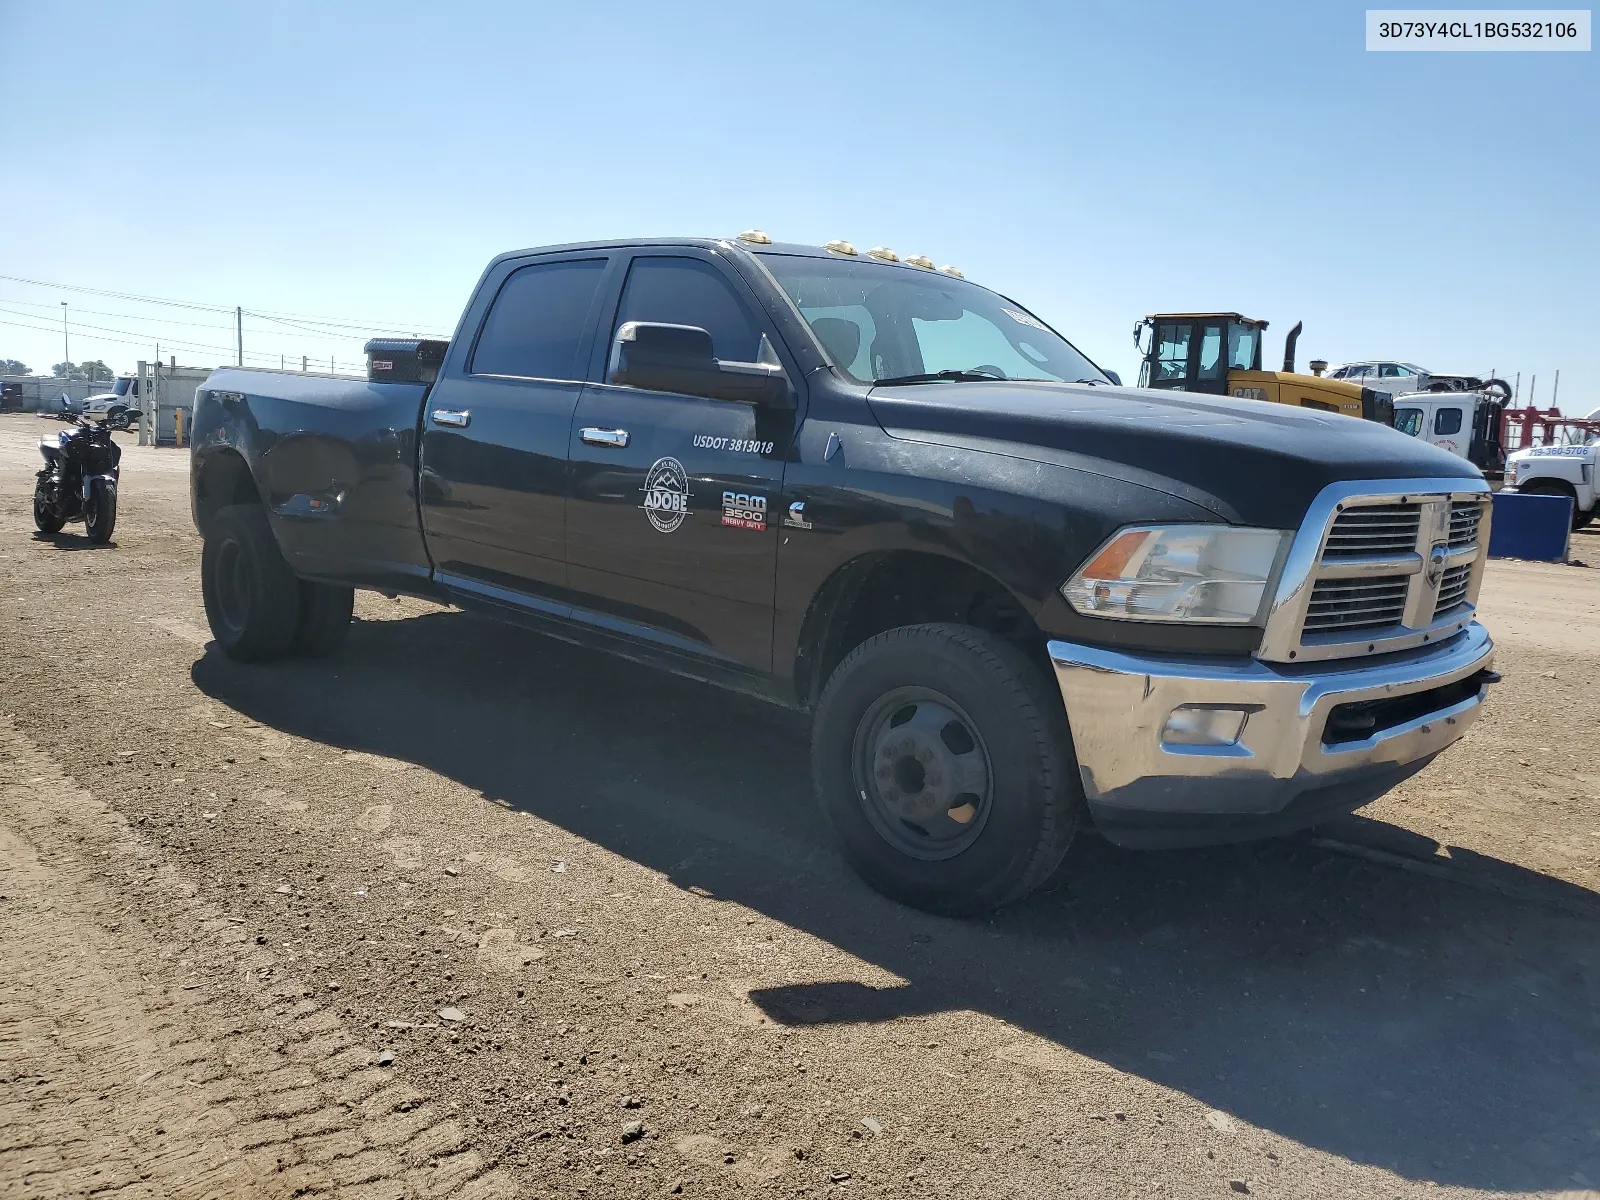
[580,427,630,448]
[430,409,471,428]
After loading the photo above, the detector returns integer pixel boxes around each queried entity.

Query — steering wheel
[969,365,1008,380]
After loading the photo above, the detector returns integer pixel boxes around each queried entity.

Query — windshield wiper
[873,369,1007,385]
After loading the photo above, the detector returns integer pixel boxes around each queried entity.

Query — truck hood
[867,381,1481,527]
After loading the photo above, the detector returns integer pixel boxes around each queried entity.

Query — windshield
[113,377,133,397]
[760,254,1108,386]
[1226,323,1259,371]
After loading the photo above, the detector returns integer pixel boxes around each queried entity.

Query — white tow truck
[1504,410,1600,530]
[1388,390,1508,477]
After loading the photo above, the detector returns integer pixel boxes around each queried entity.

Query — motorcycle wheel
[33,486,65,535]
[85,480,117,544]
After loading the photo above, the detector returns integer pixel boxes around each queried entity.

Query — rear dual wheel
[201,503,353,660]
[811,623,1081,916]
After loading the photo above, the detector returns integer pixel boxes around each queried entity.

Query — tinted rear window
[472,258,607,380]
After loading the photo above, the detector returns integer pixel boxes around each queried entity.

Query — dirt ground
[1,413,1597,1200]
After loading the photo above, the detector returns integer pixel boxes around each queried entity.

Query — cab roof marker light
[903,254,935,269]
[823,240,858,256]
[736,229,773,245]
[937,265,964,278]
[866,246,899,262]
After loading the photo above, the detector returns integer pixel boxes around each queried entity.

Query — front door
[420,254,612,609]
[565,252,798,671]
[1426,400,1468,458]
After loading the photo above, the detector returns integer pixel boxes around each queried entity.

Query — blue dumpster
[1488,491,1571,561]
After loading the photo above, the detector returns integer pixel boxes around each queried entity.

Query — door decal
[640,456,690,532]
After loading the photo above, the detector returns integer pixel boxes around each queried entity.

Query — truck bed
[193,368,435,589]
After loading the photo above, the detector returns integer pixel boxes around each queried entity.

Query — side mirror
[1103,369,1122,386]
[610,322,792,408]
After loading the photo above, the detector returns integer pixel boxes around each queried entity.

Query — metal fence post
[137,361,149,446]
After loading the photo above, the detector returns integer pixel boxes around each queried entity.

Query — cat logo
[639,457,690,533]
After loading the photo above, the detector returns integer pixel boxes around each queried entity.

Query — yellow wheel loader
[1135,313,1394,424]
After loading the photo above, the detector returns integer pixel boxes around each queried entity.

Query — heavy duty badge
[640,457,690,532]
[721,491,767,531]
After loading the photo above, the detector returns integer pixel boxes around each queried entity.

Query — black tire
[289,580,354,657]
[201,504,301,661]
[33,485,65,535]
[84,480,117,543]
[811,623,1080,916]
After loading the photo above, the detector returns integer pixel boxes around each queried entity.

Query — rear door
[564,251,799,671]
[420,254,614,609]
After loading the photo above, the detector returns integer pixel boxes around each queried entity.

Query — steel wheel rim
[215,540,248,633]
[850,686,994,861]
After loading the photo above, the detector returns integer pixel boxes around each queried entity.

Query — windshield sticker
[721,491,767,531]
[640,456,690,532]
[1001,307,1051,332]
[693,434,775,455]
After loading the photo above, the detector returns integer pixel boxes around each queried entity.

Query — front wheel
[84,480,117,543]
[811,623,1080,916]
[32,485,65,535]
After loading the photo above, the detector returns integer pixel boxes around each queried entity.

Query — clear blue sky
[1,0,1595,406]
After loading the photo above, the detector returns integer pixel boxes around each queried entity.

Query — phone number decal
[1366,9,1590,50]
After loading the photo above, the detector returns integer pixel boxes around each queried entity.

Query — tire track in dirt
[0,718,516,1199]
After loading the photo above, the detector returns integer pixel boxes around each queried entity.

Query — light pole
[61,302,69,376]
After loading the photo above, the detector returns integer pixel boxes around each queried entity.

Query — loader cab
[1136,313,1265,395]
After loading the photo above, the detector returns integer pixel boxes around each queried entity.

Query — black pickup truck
[190,234,1497,914]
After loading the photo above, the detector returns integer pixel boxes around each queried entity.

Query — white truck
[1504,413,1600,530]
[1389,390,1507,477]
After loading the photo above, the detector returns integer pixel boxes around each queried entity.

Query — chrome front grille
[1322,505,1422,557]
[1305,575,1411,631]
[1256,480,1493,663]
[1448,501,1481,549]
[1434,563,1473,615]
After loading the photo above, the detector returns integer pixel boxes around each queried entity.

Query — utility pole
[61,302,69,374]
[1552,369,1560,409]
[236,306,243,366]
[301,355,307,373]
[280,354,285,370]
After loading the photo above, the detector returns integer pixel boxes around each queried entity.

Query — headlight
[1061,525,1288,624]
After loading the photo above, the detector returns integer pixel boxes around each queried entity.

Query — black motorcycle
[33,417,120,543]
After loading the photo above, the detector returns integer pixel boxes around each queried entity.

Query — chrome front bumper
[1048,623,1495,848]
